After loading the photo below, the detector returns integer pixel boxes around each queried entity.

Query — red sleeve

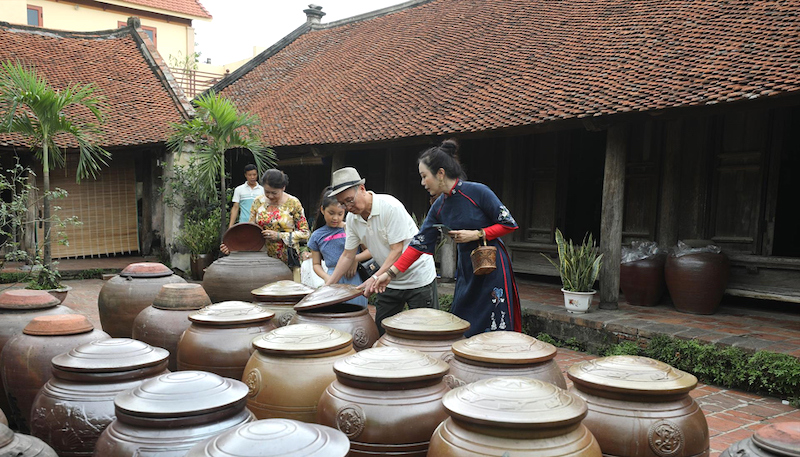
[484,224,516,240]
[394,246,425,272]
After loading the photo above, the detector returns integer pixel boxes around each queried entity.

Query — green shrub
[746,351,800,398]
[602,340,641,356]
[0,272,30,284]
[438,293,453,313]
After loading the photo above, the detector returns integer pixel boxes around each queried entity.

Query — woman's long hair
[312,186,341,231]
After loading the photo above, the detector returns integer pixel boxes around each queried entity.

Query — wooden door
[622,120,660,243]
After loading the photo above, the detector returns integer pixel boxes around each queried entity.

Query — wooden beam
[599,124,628,309]
[657,119,681,247]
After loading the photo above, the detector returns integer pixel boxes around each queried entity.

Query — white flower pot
[561,289,595,314]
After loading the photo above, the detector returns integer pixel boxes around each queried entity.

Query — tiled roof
[106,0,212,19]
[217,0,800,147]
[0,22,191,149]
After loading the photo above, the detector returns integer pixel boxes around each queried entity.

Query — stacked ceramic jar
[250,280,315,327]
[721,422,799,457]
[291,284,379,351]
[374,308,470,361]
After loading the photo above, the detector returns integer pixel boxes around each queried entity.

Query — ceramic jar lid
[293,284,364,311]
[333,347,449,384]
[23,314,94,336]
[252,324,352,355]
[115,371,248,421]
[251,280,315,302]
[52,338,168,373]
[567,355,697,395]
[223,223,266,252]
[0,423,14,448]
[0,289,60,310]
[443,376,587,429]
[381,309,470,338]
[153,283,212,310]
[452,332,557,364]
[752,422,800,457]
[120,262,174,278]
[189,302,275,325]
[186,419,350,457]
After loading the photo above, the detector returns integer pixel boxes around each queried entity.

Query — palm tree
[167,91,275,238]
[0,61,110,271]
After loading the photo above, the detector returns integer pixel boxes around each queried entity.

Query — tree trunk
[42,142,51,268]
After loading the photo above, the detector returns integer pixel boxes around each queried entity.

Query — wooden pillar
[657,120,681,247]
[599,124,628,310]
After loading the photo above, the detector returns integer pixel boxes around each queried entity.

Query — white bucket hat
[329,167,366,196]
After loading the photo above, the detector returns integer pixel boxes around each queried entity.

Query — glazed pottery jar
[98,262,186,337]
[292,284,379,352]
[429,377,601,457]
[0,409,6,426]
[93,371,255,457]
[445,331,566,389]
[177,302,276,380]
[721,422,800,457]
[0,423,58,457]
[132,283,212,371]
[30,338,168,456]
[620,254,666,306]
[185,418,350,457]
[2,315,109,432]
[317,347,450,456]
[244,324,355,422]
[374,308,470,361]
[251,280,316,327]
[568,355,709,457]
[665,241,730,314]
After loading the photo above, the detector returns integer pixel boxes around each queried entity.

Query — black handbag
[357,259,379,281]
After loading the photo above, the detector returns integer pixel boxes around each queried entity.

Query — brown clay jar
[720,421,800,457]
[203,252,293,303]
[374,308,470,361]
[665,247,730,315]
[132,283,212,371]
[93,371,255,457]
[290,303,378,352]
[177,302,276,380]
[30,338,169,457]
[445,331,566,389]
[244,324,355,422]
[620,254,666,306]
[568,355,709,457]
[1,315,110,432]
[0,423,58,457]
[98,262,186,337]
[429,377,602,457]
[251,280,316,327]
[317,347,450,456]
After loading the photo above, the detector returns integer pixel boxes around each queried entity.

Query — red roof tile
[105,0,212,19]
[217,0,800,147]
[0,23,191,149]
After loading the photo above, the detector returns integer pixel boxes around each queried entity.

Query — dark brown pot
[93,371,255,457]
[203,252,293,303]
[30,339,169,457]
[290,303,379,352]
[721,422,800,457]
[0,423,58,457]
[620,255,666,306]
[374,308,469,361]
[98,262,186,338]
[1,315,109,432]
[665,251,730,315]
[190,253,215,280]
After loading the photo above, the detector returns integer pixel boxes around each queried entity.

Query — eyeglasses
[338,191,357,207]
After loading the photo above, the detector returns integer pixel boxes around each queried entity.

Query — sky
[194,0,406,65]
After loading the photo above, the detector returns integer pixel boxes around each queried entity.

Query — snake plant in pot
[543,229,603,313]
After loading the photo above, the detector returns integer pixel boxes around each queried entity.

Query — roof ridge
[0,21,130,39]
[314,0,433,30]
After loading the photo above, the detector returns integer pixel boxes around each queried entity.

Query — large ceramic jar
[30,338,169,457]
[292,284,379,352]
[568,355,709,457]
[317,347,450,456]
[177,302,276,380]
[429,377,601,457]
[0,289,74,424]
[93,371,255,457]
[0,423,58,457]
[251,280,316,327]
[185,419,350,457]
[374,308,469,361]
[665,242,730,314]
[446,331,566,389]
[132,283,212,371]
[620,254,666,306]
[244,324,355,422]
[98,262,186,337]
[2,315,109,432]
[721,422,800,457]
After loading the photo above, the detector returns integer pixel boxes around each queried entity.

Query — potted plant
[543,229,603,313]
[177,213,220,280]
[26,260,72,304]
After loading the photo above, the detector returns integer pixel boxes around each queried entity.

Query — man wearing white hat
[325,167,438,334]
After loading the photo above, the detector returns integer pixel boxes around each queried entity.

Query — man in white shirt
[229,164,263,227]
[325,167,438,334]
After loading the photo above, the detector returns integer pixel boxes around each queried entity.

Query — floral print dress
[249,195,310,265]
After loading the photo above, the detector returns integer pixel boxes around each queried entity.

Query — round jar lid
[23,314,94,336]
[189,302,275,325]
[252,324,352,355]
[381,308,470,338]
[119,262,174,278]
[293,284,364,311]
[567,355,697,395]
[753,422,800,457]
[443,376,587,429]
[0,289,60,310]
[153,283,212,310]
[333,347,449,384]
[452,332,557,365]
[115,371,248,419]
[0,423,14,448]
[186,419,350,457]
[223,223,266,252]
[52,338,168,373]
[251,280,315,302]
